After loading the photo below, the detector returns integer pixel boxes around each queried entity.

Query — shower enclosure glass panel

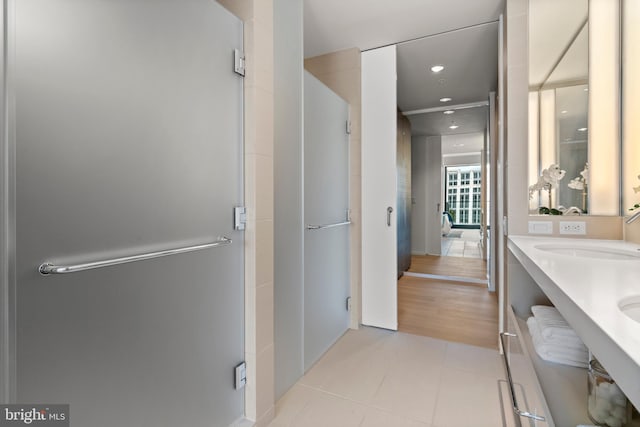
[12,1,244,426]
[304,72,351,370]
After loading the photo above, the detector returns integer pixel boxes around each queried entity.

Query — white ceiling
[304,0,504,58]
[304,0,503,139]
[396,22,499,112]
[529,0,588,88]
[544,24,588,87]
[408,106,489,137]
[442,132,485,156]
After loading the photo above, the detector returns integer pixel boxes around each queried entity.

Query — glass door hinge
[234,49,245,77]
[234,206,247,230]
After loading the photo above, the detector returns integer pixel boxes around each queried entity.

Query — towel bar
[499,332,547,422]
[38,237,232,275]
[306,221,351,230]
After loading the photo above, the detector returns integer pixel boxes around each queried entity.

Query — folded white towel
[528,317,589,362]
[531,305,587,350]
[527,317,589,368]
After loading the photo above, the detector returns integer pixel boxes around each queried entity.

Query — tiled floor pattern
[441,229,482,258]
[268,327,505,427]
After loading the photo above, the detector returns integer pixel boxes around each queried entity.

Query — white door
[9,1,245,426]
[361,46,398,330]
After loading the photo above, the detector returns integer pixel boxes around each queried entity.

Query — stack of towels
[527,305,589,368]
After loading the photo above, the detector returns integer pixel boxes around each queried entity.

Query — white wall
[442,132,484,155]
[411,135,442,255]
[443,153,481,167]
[589,0,620,216]
[506,0,529,236]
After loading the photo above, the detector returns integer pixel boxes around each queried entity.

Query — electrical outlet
[528,221,553,234]
[559,221,586,235]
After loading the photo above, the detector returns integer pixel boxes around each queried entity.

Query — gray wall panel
[274,0,304,400]
[397,112,412,275]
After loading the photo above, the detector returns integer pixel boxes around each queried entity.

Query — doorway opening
[442,164,483,259]
[405,132,490,286]
[389,22,499,348]
[359,18,501,346]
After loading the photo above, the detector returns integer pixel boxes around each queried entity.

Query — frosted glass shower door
[303,72,351,370]
[11,1,244,426]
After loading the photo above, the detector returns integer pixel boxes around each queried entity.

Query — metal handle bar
[499,332,546,422]
[39,237,232,275]
[306,221,351,230]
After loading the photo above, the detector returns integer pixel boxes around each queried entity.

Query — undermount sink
[619,296,640,323]
[534,244,640,260]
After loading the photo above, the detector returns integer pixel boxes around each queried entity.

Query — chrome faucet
[626,210,640,224]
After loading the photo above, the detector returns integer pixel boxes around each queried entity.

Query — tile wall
[217,0,276,425]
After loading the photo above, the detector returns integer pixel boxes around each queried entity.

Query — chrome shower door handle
[387,206,393,227]
[38,237,233,275]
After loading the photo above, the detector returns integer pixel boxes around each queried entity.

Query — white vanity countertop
[508,235,640,410]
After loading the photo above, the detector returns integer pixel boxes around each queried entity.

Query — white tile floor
[441,229,482,258]
[269,327,506,427]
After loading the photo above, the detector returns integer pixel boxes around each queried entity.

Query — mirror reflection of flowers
[568,163,588,213]
[630,174,640,212]
[529,163,566,199]
[568,163,589,191]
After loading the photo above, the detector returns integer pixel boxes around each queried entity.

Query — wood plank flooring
[398,275,499,349]
[409,254,487,281]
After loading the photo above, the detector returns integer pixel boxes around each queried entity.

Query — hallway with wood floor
[408,254,487,282]
[398,254,498,349]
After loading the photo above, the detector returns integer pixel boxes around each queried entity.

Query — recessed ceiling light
[578,127,587,132]
[443,110,455,115]
[449,124,459,130]
[561,110,568,114]
[440,97,452,102]
[431,65,445,73]
[584,88,589,92]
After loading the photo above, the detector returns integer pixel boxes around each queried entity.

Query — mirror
[528,0,590,215]
[623,1,640,219]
